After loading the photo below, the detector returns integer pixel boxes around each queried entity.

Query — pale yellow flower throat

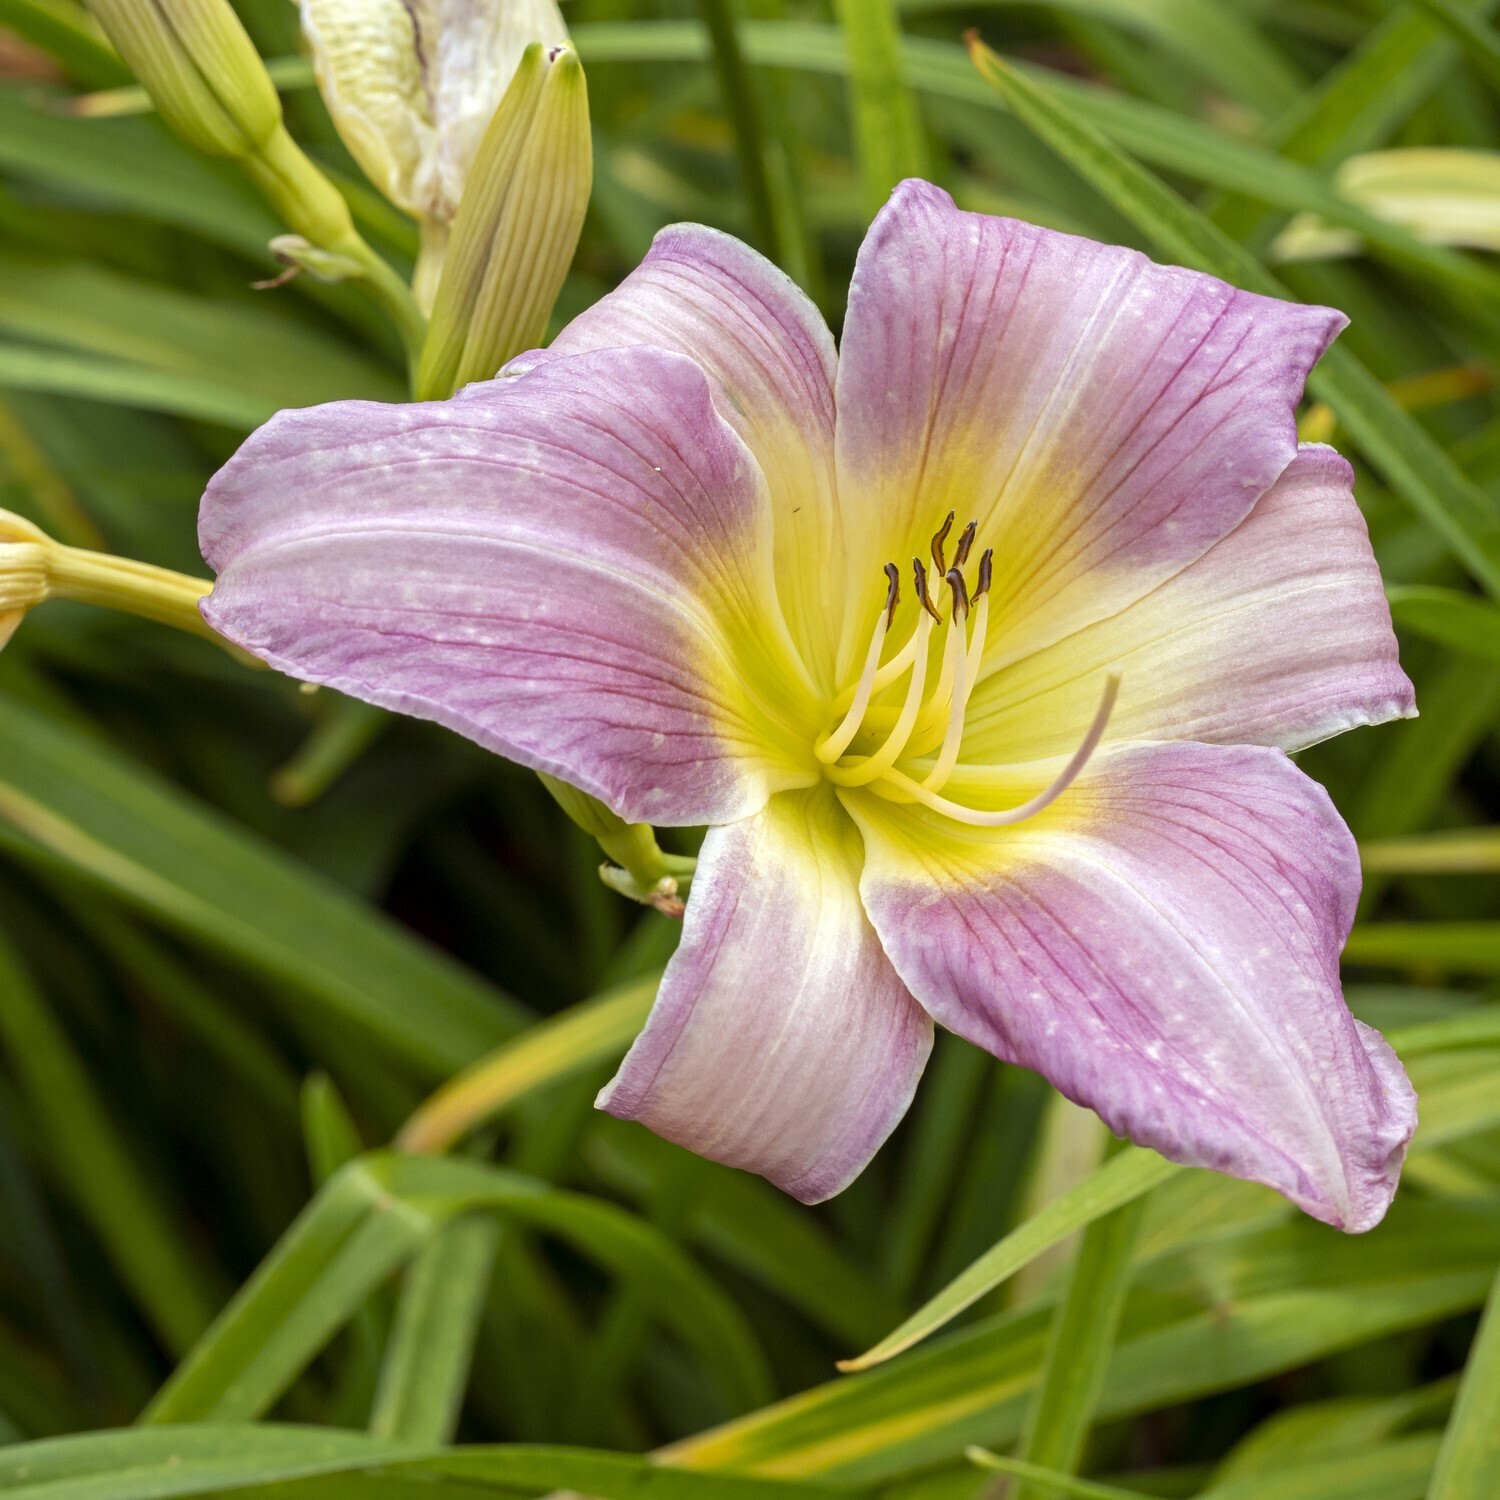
[815,513,1119,827]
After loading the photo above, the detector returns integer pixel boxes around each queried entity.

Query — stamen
[831,562,921,715]
[945,567,969,622]
[816,585,897,765]
[952,520,978,569]
[878,675,1120,825]
[974,547,993,599]
[923,585,991,793]
[825,606,936,786]
[914,557,941,621]
[910,565,970,747]
[930,512,955,577]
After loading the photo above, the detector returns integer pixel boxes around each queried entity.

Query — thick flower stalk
[298,0,568,309]
[198,182,1419,1231]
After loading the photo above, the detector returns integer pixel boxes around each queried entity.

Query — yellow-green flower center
[814,512,1118,828]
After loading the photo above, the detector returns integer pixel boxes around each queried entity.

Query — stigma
[814,513,1118,828]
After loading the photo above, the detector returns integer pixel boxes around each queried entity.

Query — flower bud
[0,507,220,650]
[0,511,49,649]
[83,0,282,159]
[415,42,591,399]
[297,0,567,245]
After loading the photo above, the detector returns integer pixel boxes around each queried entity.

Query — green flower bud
[84,0,281,158]
[415,42,591,399]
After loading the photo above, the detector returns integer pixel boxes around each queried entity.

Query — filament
[816,606,891,764]
[826,609,935,786]
[923,591,990,793]
[873,674,1119,825]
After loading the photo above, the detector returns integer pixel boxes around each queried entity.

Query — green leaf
[1012,1166,1148,1500]
[0,0,128,86]
[903,0,1304,115]
[0,254,402,410]
[1207,0,1500,243]
[1360,828,1500,875]
[146,1153,773,1425]
[0,342,273,427]
[0,1427,859,1499]
[669,1200,1498,1482]
[1203,1435,1442,1500]
[1345,924,1500,974]
[966,1451,1136,1500]
[1387,586,1500,668]
[1428,1262,1500,1498]
[395,975,657,1153]
[0,89,275,257]
[0,930,220,1354]
[1408,0,1500,92]
[589,1128,905,1350]
[369,1216,500,1444]
[0,694,523,1081]
[0,1426,419,1499]
[840,1148,1178,1370]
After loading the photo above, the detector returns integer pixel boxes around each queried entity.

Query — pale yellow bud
[84,0,282,158]
[0,507,220,650]
[416,42,591,399]
[297,0,567,228]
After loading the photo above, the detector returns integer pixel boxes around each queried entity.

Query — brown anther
[882,561,901,628]
[952,520,978,569]
[930,511,956,576]
[945,567,970,621]
[913,557,941,621]
[974,547,994,599]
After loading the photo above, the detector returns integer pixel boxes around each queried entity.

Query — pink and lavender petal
[599,788,933,1203]
[846,743,1416,1231]
[527,224,846,679]
[201,345,819,828]
[962,445,1416,762]
[834,180,1345,680]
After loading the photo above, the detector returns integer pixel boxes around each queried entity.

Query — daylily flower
[298,0,567,300]
[198,181,1419,1231]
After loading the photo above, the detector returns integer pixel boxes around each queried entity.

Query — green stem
[695,0,779,254]
[1009,1151,1147,1500]
[538,774,694,912]
[832,0,927,218]
[242,126,426,374]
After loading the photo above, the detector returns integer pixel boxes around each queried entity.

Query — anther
[974,547,994,599]
[930,511,955,576]
[913,558,941,621]
[952,520,978,569]
[945,567,970,622]
[883,561,901,628]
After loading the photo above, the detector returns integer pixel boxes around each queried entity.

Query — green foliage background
[1,0,1499,1496]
